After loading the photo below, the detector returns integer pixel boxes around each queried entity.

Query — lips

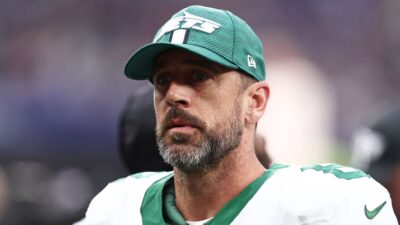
[166,118,195,130]
[159,107,206,136]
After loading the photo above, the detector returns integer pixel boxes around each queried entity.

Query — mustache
[159,107,206,136]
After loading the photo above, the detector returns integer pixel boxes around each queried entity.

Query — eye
[153,73,171,87]
[190,71,209,83]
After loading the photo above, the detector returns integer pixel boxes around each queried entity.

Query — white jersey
[76,164,398,225]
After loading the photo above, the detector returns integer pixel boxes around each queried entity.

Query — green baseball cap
[124,5,265,81]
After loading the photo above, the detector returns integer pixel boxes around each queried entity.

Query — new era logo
[247,55,256,68]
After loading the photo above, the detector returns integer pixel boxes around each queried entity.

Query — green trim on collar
[164,180,187,225]
[141,164,288,225]
[206,164,288,225]
[141,173,174,225]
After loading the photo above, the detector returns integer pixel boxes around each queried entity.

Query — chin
[166,131,203,146]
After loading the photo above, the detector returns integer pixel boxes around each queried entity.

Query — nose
[165,81,191,108]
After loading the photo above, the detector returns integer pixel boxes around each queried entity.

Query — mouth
[165,118,198,133]
[168,118,193,128]
[160,107,205,137]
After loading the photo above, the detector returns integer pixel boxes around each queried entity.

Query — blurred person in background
[76,5,397,225]
[119,84,173,173]
[352,105,400,220]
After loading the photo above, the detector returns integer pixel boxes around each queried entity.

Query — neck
[173,137,265,221]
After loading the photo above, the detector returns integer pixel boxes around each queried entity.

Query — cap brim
[124,42,239,80]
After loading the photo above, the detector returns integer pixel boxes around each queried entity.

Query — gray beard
[156,106,243,174]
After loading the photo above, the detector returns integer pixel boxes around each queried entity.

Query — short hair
[238,71,257,92]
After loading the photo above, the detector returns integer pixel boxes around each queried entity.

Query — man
[77,5,398,225]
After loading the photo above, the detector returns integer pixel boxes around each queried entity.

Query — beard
[156,105,243,174]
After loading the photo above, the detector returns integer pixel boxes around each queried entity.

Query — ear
[244,81,270,125]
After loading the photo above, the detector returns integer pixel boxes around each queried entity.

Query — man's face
[152,49,245,173]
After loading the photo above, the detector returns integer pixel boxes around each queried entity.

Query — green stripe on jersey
[141,164,288,225]
[207,164,288,225]
[141,173,174,225]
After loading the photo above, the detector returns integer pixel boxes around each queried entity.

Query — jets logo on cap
[154,12,221,44]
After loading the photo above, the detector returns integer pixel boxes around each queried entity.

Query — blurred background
[1,0,399,224]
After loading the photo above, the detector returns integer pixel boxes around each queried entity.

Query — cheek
[204,101,241,126]
[153,103,165,129]
[154,92,164,114]
[215,95,243,114]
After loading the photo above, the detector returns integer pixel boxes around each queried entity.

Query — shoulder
[269,163,385,203]
[269,163,377,191]
[97,171,172,199]
[264,163,396,224]
[94,171,172,201]
[80,171,172,224]
[284,163,384,205]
